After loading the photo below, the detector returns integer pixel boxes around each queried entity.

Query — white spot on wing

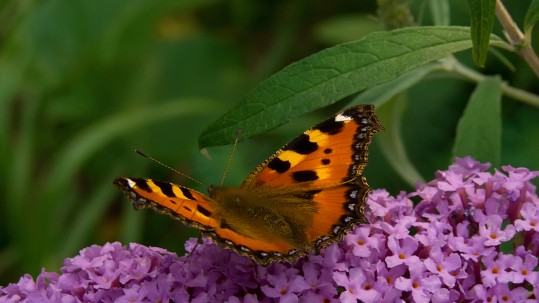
[126,178,136,188]
[335,113,352,122]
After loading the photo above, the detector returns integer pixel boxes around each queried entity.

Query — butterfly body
[210,185,316,250]
[114,105,383,265]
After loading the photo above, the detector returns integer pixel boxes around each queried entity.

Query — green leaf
[453,77,502,167]
[351,62,443,107]
[467,0,496,67]
[428,0,450,26]
[524,0,539,32]
[377,96,425,186]
[200,26,496,149]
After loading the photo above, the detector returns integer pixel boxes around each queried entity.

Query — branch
[495,0,539,77]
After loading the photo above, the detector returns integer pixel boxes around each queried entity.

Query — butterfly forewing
[243,105,382,188]
[113,178,218,231]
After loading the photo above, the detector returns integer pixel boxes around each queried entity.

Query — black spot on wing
[284,134,318,155]
[300,189,322,200]
[134,178,152,192]
[197,205,212,217]
[153,180,175,197]
[342,106,362,121]
[321,158,330,165]
[268,157,291,173]
[315,119,344,135]
[219,219,238,232]
[180,187,196,200]
[324,148,332,154]
[113,178,127,188]
[291,170,319,182]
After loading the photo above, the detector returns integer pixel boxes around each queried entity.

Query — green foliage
[453,77,502,167]
[200,26,497,148]
[1,0,538,285]
[467,0,497,67]
[376,96,425,186]
[428,0,450,26]
[525,0,539,32]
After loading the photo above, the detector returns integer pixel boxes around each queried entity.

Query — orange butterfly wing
[113,178,297,258]
[114,178,217,231]
[114,104,383,265]
[239,104,383,256]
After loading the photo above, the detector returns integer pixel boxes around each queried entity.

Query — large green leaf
[351,62,443,107]
[467,0,496,67]
[453,77,502,167]
[200,26,502,149]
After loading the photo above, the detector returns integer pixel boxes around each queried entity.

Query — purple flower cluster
[2,157,539,302]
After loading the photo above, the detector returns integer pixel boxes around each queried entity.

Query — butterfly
[114,104,383,265]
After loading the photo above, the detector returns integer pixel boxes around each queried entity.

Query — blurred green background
[1,0,538,284]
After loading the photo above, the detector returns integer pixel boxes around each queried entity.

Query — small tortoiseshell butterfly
[114,105,383,265]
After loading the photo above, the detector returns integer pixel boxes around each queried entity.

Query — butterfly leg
[284,217,314,253]
[185,231,204,259]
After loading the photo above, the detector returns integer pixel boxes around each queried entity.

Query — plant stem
[495,0,539,77]
[443,57,539,108]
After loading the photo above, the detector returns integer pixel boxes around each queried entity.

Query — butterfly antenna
[220,129,242,187]
[135,149,206,187]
